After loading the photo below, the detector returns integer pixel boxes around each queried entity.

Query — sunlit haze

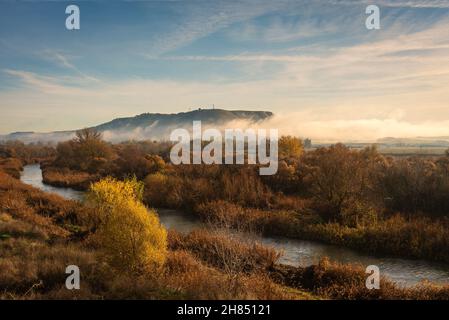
[1,1,449,141]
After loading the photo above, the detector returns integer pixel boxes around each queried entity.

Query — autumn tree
[381,157,449,217]
[302,144,385,226]
[278,136,304,160]
[144,172,183,208]
[85,177,167,273]
[55,128,113,172]
[113,143,165,179]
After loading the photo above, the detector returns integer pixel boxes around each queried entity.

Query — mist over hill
[4,108,449,148]
[0,109,274,143]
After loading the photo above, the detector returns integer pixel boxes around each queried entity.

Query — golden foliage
[279,136,304,159]
[86,177,167,273]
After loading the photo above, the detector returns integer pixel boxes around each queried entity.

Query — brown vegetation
[272,258,449,300]
[0,171,85,238]
[41,166,98,191]
[0,141,55,163]
[168,229,280,274]
[144,165,274,210]
[196,200,449,263]
[196,200,301,236]
[0,158,23,179]
[14,134,449,263]
[54,129,114,174]
[0,165,310,300]
[2,133,449,300]
[170,228,449,300]
[1,165,447,300]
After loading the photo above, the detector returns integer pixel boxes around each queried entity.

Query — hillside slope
[0,109,273,143]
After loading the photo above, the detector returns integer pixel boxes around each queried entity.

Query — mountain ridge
[0,109,274,143]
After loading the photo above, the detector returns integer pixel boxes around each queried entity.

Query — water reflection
[21,164,84,201]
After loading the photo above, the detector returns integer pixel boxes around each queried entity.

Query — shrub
[85,177,167,273]
[168,229,280,274]
[144,172,183,208]
[272,257,449,300]
[0,158,23,178]
[162,250,293,300]
[195,200,300,236]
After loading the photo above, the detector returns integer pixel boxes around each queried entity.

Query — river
[20,164,449,287]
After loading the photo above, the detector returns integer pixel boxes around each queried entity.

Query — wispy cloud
[143,0,293,56]
[40,50,99,82]
[3,69,83,95]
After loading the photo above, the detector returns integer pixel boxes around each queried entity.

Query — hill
[0,109,273,143]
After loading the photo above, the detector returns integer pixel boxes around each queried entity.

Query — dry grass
[165,231,315,299]
[271,257,449,300]
[161,250,304,300]
[195,200,300,236]
[41,166,97,191]
[0,238,103,299]
[196,200,449,263]
[0,171,89,237]
[168,229,280,274]
[0,158,23,179]
[0,168,102,299]
[298,215,449,263]
[0,213,49,241]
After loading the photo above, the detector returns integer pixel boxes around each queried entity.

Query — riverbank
[16,164,449,289]
[1,167,313,299]
[41,164,449,266]
[2,166,449,299]
[196,200,449,264]
[169,229,449,300]
[41,165,98,191]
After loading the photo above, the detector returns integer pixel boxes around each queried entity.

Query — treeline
[51,129,171,178]
[272,143,449,221]
[5,131,449,222]
[0,140,56,162]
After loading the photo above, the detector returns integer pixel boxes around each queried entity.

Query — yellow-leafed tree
[279,136,304,160]
[85,177,167,273]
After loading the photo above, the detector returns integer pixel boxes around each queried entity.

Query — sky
[1,0,449,140]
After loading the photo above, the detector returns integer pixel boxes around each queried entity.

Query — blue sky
[1,0,449,140]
